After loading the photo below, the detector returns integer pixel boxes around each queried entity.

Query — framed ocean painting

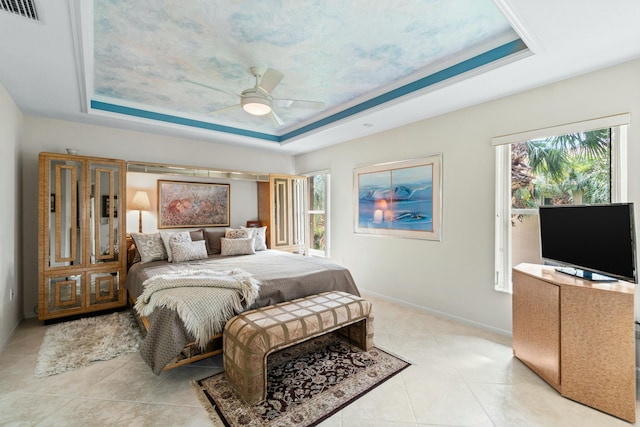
[158,180,230,228]
[353,154,442,240]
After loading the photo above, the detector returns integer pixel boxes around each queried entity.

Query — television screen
[538,203,637,283]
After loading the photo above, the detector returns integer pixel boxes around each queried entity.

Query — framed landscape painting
[353,154,442,240]
[158,180,230,228]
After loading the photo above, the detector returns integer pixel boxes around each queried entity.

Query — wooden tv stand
[512,263,636,423]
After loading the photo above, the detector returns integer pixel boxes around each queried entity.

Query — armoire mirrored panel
[48,159,83,268]
[90,161,120,264]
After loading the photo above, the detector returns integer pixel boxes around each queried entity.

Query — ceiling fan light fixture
[188,67,322,121]
[241,94,272,116]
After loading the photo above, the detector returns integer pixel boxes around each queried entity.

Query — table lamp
[130,190,151,233]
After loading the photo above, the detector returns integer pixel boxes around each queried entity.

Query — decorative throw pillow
[241,226,267,251]
[160,231,191,262]
[159,231,176,261]
[204,229,225,255]
[239,227,256,240]
[170,240,208,263]
[225,228,249,239]
[220,237,256,256]
[131,233,167,264]
[189,229,209,253]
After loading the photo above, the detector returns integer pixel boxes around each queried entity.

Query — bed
[124,245,360,374]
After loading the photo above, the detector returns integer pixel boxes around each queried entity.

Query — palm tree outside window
[494,115,628,293]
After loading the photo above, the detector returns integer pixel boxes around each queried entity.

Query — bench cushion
[223,291,373,405]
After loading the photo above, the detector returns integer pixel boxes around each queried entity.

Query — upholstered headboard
[126,222,264,270]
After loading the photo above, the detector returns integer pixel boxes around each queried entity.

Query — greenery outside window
[306,172,330,257]
[494,114,629,293]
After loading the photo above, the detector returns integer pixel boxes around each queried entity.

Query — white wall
[0,84,23,349]
[296,59,640,333]
[126,172,259,234]
[20,116,295,318]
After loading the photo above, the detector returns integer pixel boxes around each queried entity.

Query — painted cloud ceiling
[91,0,525,143]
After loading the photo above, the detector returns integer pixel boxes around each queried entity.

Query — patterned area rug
[193,333,410,427]
[34,310,143,377]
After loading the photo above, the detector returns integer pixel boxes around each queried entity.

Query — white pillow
[241,226,267,251]
[131,233,167,264]
[225,228,249,239]
[170,240,208,263]
[160,231,191,262]
[220,237,255,256]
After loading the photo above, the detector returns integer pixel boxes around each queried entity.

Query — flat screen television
[538,203,637,283]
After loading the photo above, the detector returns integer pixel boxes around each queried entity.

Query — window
[306,172,330,257]
[494,114,629,292]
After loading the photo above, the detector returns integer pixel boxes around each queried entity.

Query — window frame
[303,170,330,258]
[493,114,629,293]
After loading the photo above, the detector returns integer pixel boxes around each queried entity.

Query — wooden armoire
[38,152,127,320]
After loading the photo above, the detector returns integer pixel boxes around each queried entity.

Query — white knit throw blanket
[135,269,260,349]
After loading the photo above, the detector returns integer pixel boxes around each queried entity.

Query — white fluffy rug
[34,310,143,378]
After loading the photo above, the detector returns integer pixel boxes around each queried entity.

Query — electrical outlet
[9,289,14,301]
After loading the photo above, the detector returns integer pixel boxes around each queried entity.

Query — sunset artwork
[353,155,442,240]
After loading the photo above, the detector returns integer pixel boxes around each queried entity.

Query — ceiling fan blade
[184,78,239,98]
[274,99,324,109]
[208,104,241,114]
[258,68,283,94]
[269,110,284,126]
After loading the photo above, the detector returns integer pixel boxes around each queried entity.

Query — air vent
[1,0,39,21]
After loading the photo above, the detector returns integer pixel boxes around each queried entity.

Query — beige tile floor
[1,294,637,426]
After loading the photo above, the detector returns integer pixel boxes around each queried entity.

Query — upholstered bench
[223,291,374,405]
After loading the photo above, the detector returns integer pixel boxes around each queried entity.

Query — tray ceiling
[4,1,639,153]
[89,0,526,144]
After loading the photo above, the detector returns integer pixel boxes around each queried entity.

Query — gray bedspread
[124,250,360,373]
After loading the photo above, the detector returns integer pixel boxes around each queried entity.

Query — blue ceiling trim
[91,38,526,144]
[280,38,528,141]
[90,100,281,142]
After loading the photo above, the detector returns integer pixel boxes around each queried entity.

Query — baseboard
[359,289,512,337]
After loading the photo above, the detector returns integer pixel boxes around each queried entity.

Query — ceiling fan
[186,67,324,126]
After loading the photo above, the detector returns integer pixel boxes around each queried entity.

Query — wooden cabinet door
[41,272,84,318]
[43,156,84,270]
[560,285,635,422]
[88,270,124,308]
[88,160,122,265]
[512,270,561,389]
[87,159,126,310]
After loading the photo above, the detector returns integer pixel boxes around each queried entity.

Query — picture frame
[158,180,230,228]
[101,195,118,218]
[353,154,442,240]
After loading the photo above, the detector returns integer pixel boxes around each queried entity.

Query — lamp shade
[131,190,151,211]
